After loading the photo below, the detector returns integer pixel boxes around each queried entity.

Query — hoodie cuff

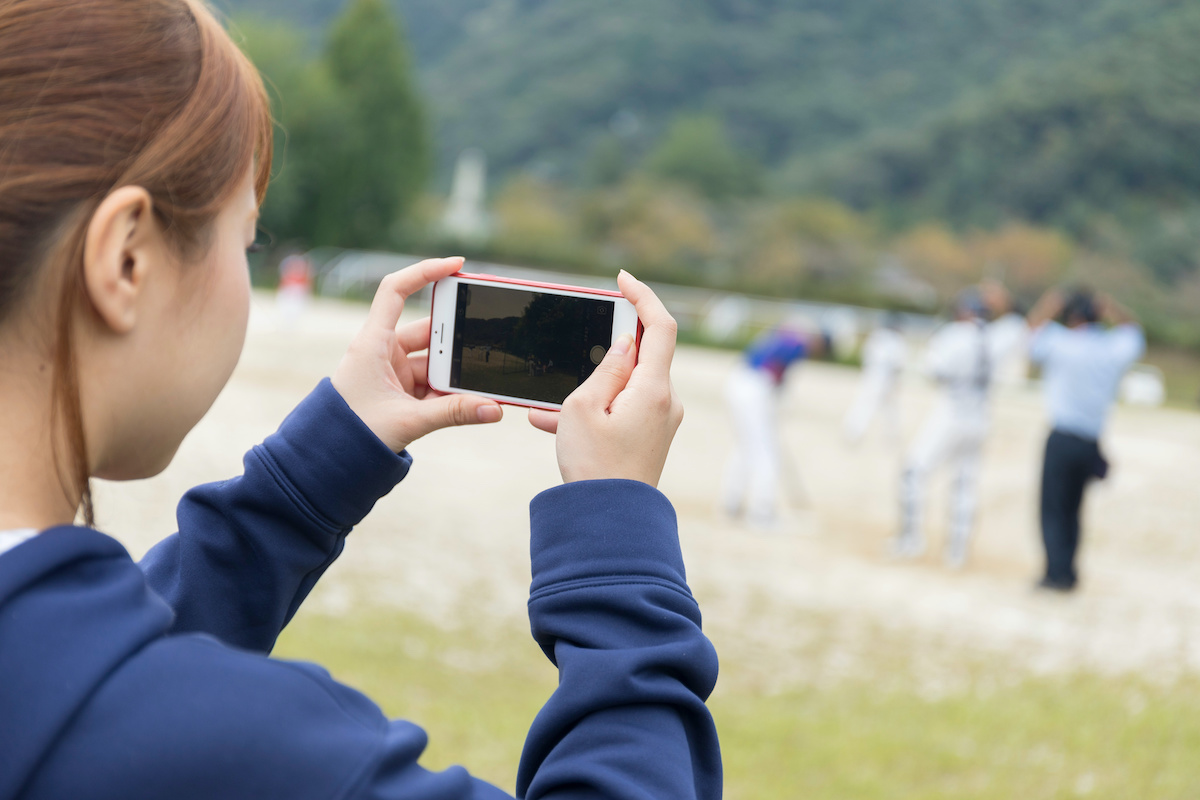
[259,378,412,529]
[529,479,686,595]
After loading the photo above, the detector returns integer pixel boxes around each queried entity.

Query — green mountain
[806,4,1200,282]
[223,0,1199,284]
[223,0,1183,173]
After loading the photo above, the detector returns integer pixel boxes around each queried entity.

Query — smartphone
[427,272,641,410]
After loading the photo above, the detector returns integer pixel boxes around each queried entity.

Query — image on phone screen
[449,283,615,405]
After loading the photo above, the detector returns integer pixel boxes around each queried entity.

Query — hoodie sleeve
[518,480,722,800]
[139,378,411,653]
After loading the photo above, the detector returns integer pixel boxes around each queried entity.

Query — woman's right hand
[528,271,684,488]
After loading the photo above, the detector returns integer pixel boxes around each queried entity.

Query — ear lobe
[83,186,158,335]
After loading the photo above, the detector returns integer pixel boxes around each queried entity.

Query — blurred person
[843,313,908,446]
[981,279,1032,386]
[276,251,314,327]
[1026,287,1144,592]
[721,324,828,528]
[892,285,1026,568]
[0,4,720,799]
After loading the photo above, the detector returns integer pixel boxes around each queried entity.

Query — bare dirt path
[95,293,1200,690]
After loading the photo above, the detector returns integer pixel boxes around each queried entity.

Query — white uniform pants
[843,369,901,444]
[898,400,987,562]
[722,365,780,523]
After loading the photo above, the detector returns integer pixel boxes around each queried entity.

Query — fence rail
[311,249,942,354]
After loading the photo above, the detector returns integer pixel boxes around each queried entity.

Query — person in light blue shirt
[1027,287,1145,591]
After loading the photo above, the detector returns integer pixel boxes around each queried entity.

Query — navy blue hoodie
[0,379,721,799]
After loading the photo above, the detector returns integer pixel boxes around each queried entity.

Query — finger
[617,270,677,376]
[528,408,560,434]
[407,392,503,440]
[406,354,429,395]
[567,332,636,410]
[366,257,464,333]
[396,317,432,353]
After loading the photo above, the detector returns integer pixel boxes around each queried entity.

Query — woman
[0,1,720,797]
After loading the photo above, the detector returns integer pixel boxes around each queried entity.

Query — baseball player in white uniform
[843,314,909,446]
[892,286,1026,568]
[722,326,827,528]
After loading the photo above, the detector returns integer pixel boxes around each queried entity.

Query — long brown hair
[0,0,273,526]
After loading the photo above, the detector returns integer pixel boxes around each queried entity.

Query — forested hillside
[808,4,1200,284]
[225,0,1186,179]
[224,0,1200,348]
[226,0,1198,262]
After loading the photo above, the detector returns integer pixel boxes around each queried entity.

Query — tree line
[233,0,1200,349]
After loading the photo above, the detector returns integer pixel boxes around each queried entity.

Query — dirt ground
[95,292,1200,691]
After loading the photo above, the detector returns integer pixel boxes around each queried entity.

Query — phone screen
[449,282,615,404]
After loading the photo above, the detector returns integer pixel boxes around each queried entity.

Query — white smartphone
[427,272,641,410]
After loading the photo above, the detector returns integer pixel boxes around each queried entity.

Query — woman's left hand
[331,257,503,452]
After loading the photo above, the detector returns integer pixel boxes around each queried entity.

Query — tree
[645,115,760,200]
[894,224,975,294]
[492,176,581,258]
[737,199,876,293]
[234,17,340,248]
[237,0,430,250]
[583,134,630,188]
[322,0,429,248]
[968,223,1073,296]
[582,178,719,276]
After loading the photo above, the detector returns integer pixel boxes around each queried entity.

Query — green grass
[274,607,1200,798]
[713,679,1200,799]
[457,348,581,404]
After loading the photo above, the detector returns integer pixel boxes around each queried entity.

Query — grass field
[97,293,1200,798]
[275,608,1200,799]
[458,347,581,404]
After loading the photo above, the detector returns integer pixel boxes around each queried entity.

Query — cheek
[190,243,251,389]
[226,254,252,342]
[216,245,251,337]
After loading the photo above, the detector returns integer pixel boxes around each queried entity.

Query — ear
[82,186,161,334]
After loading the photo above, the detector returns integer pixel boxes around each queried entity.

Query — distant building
[441,148,492,244]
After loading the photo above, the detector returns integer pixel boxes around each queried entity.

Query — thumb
[569,333,636,410]
[407,394,503,441]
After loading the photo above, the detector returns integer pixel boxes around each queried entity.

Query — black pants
[1039,430,1105,587]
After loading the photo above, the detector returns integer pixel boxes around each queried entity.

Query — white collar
[0,528,39,556]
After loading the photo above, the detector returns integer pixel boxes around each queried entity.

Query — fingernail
[611,333,634,356]
[477,404,502,423]
[619,268,636,281]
